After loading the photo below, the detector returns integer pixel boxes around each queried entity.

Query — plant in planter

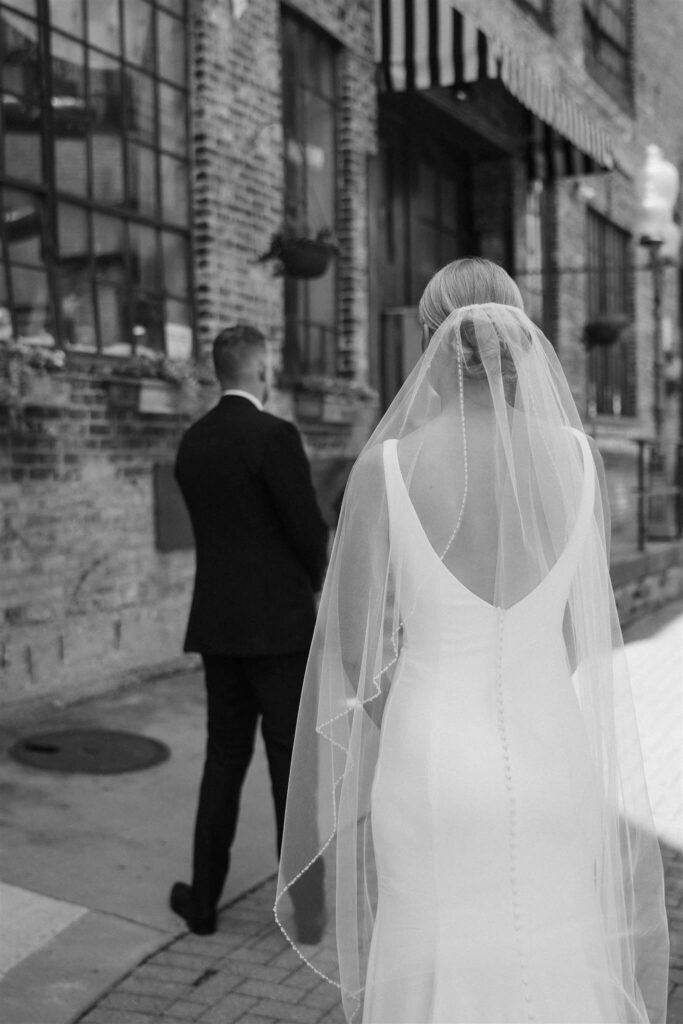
[257,226,339,279]
[583,314,631,349]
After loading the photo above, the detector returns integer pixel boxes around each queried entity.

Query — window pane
[303,25,335,99]
[52,35,88,194]
[128,142,157,216]
[89,51,123,133]
[93,213,124,282]
[164,297,192,359]
[1,10,42,183]
[56,203,97,349]
[123,0,154,68]
[91,133,124,203]
[160,154,188,225]
[129,222,159,289]
[306,93,335,229]
[59,276,97,349]
[3,187,44,265]
[161,230,188,296]
[96,281,128,353]
[157,10,185,84]
[125,69,156,144]
[49,0,83,38]
[57,201,88,260]
[88,0,121,56]
[131,290,163,352]
[158,83,186,154]
[11,266,55,343]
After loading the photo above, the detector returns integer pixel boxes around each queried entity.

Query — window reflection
[128,143,157,216]
[157,10,185,84]
[131,290,164,353]
[57,202,97,350]
[162,231,188,297]
[1,8,43,183]
[126,69,156,143]
[52,35,88,194]
[129,222,160,291]
[159,83,186,153]
[161,154,189,225]
[123,0,154,68]
[1,0,192,356]
[88,0,121,56]
[48,0,82,37]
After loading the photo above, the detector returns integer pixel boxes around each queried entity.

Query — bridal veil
[275,261,669,1023]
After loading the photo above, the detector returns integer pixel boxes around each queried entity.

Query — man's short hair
[213,324,266,381]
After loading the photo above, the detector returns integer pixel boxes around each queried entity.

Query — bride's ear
[421,323,431,353]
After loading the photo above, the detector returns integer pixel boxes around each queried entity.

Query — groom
[171,323,329,939]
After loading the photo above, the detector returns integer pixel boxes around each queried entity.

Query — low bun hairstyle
[419,258,526,382]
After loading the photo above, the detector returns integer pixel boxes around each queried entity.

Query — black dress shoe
[295,907,327,945]
[169,882,217,935]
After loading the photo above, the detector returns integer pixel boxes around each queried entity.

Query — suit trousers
[191,652,323,919]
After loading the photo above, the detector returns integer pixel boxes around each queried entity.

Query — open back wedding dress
[275,303,669,1024]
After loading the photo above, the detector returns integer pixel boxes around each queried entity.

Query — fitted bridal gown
[364,432,622,1024]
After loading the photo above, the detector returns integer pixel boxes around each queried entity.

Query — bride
[275,259,669,1023]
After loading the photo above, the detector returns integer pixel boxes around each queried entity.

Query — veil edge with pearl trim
[275,303,669,1024]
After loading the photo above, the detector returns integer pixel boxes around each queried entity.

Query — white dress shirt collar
[221,389,263,412]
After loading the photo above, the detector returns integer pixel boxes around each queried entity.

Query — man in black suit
[170,323,329,940]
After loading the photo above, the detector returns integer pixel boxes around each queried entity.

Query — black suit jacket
[175,395,329,656]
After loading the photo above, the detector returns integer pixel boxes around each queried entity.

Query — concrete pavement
[0,671,279,1024]
[1,601,681,1024]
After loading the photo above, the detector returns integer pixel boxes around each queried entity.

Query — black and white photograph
[0,2,681,1023]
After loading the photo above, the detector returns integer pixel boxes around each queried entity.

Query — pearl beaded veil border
[275,303,669,1023]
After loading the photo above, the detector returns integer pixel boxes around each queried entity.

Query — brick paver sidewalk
[79,602,683,1024]
[78,878,344,1024]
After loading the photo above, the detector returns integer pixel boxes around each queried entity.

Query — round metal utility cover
[8,729,170,774]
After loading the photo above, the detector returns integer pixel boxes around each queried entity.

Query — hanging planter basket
[584,315,631,349]
[279,238,334,279]
[256,229,338,280]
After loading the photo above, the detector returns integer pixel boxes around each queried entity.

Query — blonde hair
[418,257,524,332]
[419,258,526,383]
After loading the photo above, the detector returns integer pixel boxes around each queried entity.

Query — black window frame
[583,0,633,109]
[281,4,339,379]
[0,0,194,358]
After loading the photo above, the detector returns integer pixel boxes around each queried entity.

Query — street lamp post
[636,145,681,452]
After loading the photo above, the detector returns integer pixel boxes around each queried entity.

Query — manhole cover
[8,729,170,774]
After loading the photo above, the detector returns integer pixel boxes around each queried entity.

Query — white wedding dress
[364,433,622,1023]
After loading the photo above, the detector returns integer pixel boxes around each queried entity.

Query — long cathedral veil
[275,299,669,1023]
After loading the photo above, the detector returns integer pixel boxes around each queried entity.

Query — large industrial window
[0,0,192,357]
[586,209,635,417]
[583,0,632,107]
[281,7,338,377]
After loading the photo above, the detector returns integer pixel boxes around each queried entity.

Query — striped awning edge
[375,0,614,172]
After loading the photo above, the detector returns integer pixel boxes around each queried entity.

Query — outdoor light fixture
[636,144,681,450]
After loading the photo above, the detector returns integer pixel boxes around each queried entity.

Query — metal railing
[635,439,683,551]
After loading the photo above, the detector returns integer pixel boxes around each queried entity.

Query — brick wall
[0,0,378,707]
[0,369,215,704]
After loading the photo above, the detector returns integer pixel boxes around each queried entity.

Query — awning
[375,0,615,175]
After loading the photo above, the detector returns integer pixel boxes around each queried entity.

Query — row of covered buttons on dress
[495,607,536,1022]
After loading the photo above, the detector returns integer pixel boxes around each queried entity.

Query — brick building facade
[1,0,682,706]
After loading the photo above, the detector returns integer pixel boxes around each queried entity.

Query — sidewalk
[1,601,681,1024]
